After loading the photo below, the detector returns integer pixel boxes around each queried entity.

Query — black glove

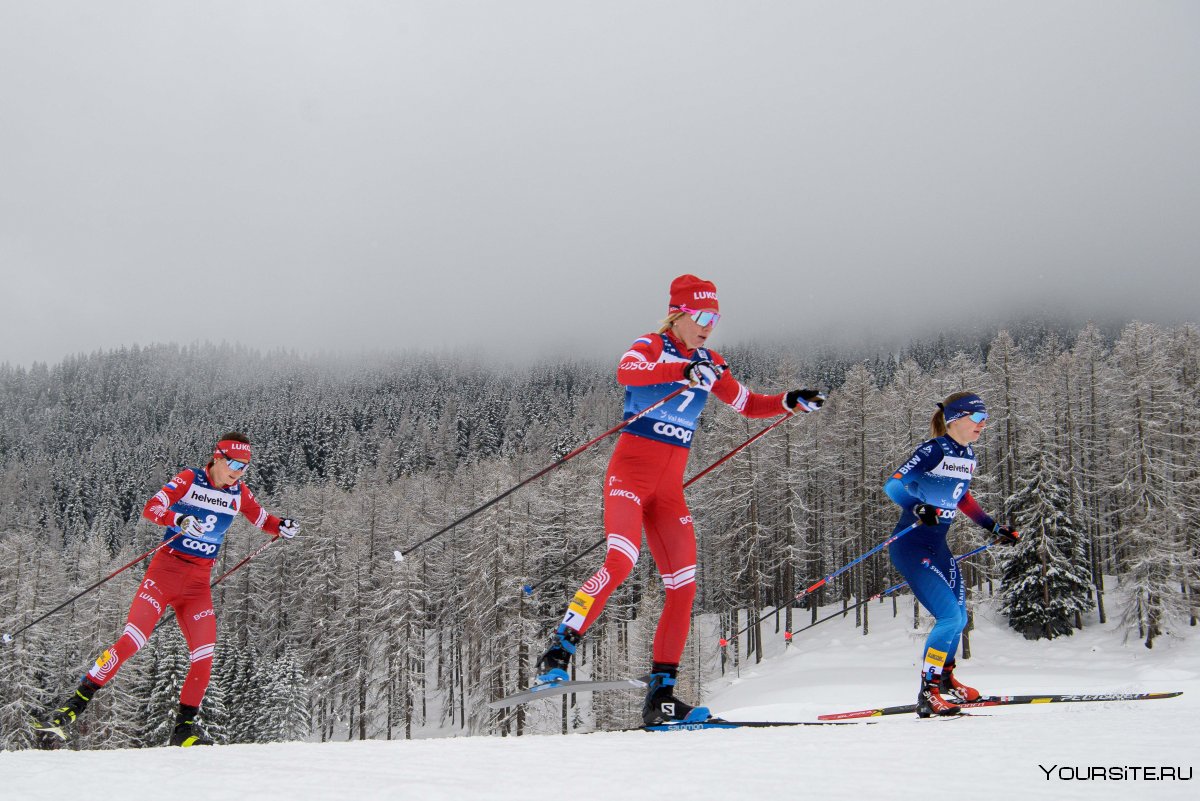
[785,389,826,412]
[684,360,722,389]
[993,523,1021,545]
[912,503,941,526]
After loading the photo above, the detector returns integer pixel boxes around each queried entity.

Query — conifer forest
[1,319,1196,749]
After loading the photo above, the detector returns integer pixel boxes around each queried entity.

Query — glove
[912,503,941,527]
[993,523,1021,545]
[174,514,205,538]
[785,389,826,413]
[276,518,299,539]
[684,359,722,389]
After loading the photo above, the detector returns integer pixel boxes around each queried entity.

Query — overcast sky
[2,1,1197,367]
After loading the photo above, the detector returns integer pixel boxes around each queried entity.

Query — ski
[636,719,865,732]
[818,690,1183,720]
[488,678,648,710]
[29,716,71,747]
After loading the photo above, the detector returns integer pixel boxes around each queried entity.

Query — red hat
[668,274,719,312]
[215,439,252,462]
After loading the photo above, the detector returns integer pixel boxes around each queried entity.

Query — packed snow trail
[3,594,1196,800]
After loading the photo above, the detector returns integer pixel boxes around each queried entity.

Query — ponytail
[930,391,978,438]
[658,311,686,335]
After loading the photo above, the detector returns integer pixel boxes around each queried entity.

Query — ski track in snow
[3,597,1197,801]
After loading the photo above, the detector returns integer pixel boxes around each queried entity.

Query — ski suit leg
[560,435,658,635]
[86,551,178,687]
[172,569,217,708]
[889,533,966,678]
[642,446,695,665]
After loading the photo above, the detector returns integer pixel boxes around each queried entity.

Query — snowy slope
[3,595,1196,801]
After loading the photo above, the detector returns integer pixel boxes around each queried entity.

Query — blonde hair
[658,310,686,334]
[930,391,978,438]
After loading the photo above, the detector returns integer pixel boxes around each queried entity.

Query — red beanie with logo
[668,274,719,312]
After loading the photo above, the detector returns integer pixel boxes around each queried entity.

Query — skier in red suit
[534,275,826,725]
[33,432,299,746]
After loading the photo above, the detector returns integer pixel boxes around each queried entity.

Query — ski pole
[521,411,801,595]
[719,541,996,646]
[1,531,185,645]
[793,521,921,602]
[397,384,692,559]
[152,536,280,635]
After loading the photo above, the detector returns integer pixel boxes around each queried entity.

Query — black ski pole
[2,531,185,645]
[396,384,692,560]
[521,411,802,595]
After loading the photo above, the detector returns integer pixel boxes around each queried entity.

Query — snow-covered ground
[3,593,1196,801]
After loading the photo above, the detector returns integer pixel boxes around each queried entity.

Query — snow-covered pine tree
[1000,443,1094,639]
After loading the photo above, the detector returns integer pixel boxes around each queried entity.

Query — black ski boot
[168,704,214,747]
[641,663,712,726]
[533,624,581,686]
[916,670,961,718]
[31,677,101,743]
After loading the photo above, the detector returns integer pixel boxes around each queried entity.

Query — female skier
[33,432,298,746]
[884,392,1021,717]
[535,274,826,725]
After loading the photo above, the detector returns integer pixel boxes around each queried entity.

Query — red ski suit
[560,332,787,664]
[86,466,281,706]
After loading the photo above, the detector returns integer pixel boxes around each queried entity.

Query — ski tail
[818,690,1183,721]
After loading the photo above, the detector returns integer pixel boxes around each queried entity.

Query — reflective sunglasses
[217,448,250,471]
[967,411,989,424]
[676,305,721,327]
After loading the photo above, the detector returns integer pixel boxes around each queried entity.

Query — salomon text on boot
[641,664,712,726]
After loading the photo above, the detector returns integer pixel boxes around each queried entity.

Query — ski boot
[533,624,581,686]
[168,704,214,747]
[939,661,981,702]
[916,670,961,718]
[641,664,712,726]
[31,677,101,743]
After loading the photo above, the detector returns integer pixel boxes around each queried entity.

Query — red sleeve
[142,469,195,526]
[708,352,788,419]
[616,335,688,387]
[956,491,997,531]
[239,484,281,535]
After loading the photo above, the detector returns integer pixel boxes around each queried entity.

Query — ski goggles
[940,394,988,425]
[216,447,250,471]
[675,305,720,327]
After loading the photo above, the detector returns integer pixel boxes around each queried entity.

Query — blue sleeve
[883,440,944,509]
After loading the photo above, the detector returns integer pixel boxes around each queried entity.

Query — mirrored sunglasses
[968,411,989,424]
[677,305,720,327]
[218,448,250,471]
